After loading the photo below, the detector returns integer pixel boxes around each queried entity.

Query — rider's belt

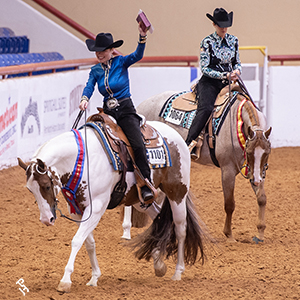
[105,97,130,110]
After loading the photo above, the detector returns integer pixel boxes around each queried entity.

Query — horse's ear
[248,126,255,139]
[17,157,28,171]
[36,158,46,173]
[264,127,272,139]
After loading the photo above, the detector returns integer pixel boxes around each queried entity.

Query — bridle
[244,129,270,182]
[31,162,59,220]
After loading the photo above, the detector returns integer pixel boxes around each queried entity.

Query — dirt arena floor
[1,147,300,299]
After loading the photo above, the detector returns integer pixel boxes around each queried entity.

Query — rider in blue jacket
[79,23,154,204]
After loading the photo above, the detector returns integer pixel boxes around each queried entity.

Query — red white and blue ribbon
[61,129,85,215]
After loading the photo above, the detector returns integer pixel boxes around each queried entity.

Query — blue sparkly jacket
[82,42,145,102]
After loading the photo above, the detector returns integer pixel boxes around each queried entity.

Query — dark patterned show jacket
[200,31,242,80]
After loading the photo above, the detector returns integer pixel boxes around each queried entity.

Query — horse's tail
[185,192,205,265]
[129,192,204,265]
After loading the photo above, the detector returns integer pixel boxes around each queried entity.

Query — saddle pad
[160,92,196,129]
[147,131,172,169]
[83,122,172,171]
[84,121,123,171]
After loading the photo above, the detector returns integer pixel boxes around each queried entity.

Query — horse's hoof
[226,236,237,243]
[86,277,98,287]
[155,262,167,277]
[121,232,131,240]
[57,281,72,293]
[171,271,182,281]
[253,236,264,244]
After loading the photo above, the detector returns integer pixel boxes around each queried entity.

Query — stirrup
[188,140,200,160]
[137,178,158,207]
[188,140,197,153]
[188,135,204,161]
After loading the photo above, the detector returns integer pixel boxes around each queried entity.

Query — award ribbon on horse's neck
[61,129,85,215]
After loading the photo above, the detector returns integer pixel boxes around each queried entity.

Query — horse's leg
[152,247,167,277]
[169,199,187,280]
[121,206,132,240]
[57,200,107,293]
[85,232,101,286]
[221,168,236,242]
[252,181,266,241]
[70,213,101,287]
[133,202,169,277]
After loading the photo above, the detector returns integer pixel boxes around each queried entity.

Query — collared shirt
[200,32,242,80]
[82,42,145,102]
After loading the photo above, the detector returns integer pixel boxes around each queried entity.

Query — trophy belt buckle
[106,98,119,110]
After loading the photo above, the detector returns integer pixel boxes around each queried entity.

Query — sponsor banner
[0,86,18,168]
[0,67,196,169]
[0,70,103,169]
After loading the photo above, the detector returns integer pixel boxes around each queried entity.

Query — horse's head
[245,127,272,186]
[18,157,61,226]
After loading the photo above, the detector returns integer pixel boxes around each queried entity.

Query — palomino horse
[129,86,271,243]
[18,119,204,293]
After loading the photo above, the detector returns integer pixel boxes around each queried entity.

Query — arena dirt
[1,147,300,299]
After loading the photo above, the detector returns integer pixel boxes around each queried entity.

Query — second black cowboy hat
[86,33,123,52]
[206,8,233,28]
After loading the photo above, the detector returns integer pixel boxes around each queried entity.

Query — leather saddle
[86,108,159,208]
[191,83,244,164]
[207,83,246,166]
[87,108,162,154]
[213,83,243,118]
[171,91,197,111]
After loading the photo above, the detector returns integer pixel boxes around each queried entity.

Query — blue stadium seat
[0,28,73,78]
[19,36,30,53]
[0,27,15,38]
[0,36,29,54]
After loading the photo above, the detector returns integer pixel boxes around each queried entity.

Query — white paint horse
[126,87,271,243]
[18,120,204,293]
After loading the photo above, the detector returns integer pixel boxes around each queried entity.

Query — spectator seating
[0,27,73,77]
[0,27,29,54]
[0,52,64,67]
[0,36,30,54]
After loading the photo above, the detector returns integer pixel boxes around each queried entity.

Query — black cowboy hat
[206,8,233,28]
[85,33,123,52]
